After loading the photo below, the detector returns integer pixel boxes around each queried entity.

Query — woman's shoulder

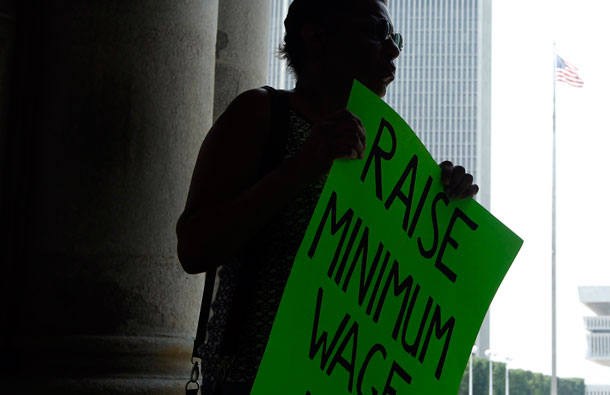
[223,87,272,120]
[213,87,299,137]
[235,87,296,108]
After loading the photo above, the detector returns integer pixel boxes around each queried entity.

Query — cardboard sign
[251,80,523,395]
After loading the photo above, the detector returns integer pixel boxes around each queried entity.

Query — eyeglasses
[370,18,404,51]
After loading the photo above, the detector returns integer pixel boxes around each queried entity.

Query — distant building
[267,0,492,356]
[579,286,610,395]
[587,386,610,395]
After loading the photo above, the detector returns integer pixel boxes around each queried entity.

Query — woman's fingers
[320,111,367,160]
[460,184,479,199]
[439,161,479,199]
[449,165,466,189]
[450,172,473,198]
[329,145,359,159]
[440,160,453,188]
[328,131,365,159]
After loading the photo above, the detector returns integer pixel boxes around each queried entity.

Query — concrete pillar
[3,0,218,393]
[0,6,14,163]
[213,0,271,120]
[0,1,15,373]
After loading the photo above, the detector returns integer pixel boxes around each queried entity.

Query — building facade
[267,0,492,356]
[579,286,610,395]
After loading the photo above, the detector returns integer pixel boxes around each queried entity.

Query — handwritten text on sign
[251,80,523,394]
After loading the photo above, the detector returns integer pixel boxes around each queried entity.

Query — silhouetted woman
[176,0,478,393]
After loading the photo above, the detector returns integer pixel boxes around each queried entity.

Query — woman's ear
[300,23,326,59]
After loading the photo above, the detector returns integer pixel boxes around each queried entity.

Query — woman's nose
[385,36,401,60]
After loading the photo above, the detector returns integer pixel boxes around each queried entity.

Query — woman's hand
[290,109,367,182]
[439,160,479,199]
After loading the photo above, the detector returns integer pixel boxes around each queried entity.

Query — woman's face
[326,0,401,98]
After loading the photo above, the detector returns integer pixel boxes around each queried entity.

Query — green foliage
[558,376,586,395]
[457,357,584,395]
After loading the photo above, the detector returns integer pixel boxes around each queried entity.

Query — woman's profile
[176,0,478,393]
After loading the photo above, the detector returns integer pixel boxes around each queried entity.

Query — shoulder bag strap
[192,86,288,357]
[192,269,216,357]
[187,267,216,394]
[188,86,290,385]
[217,86,290,356]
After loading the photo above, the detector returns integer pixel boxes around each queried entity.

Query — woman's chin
[348,76,390,98]
[363,80,388,98]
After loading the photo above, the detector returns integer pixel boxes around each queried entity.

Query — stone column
[0,1,15,374]
[213,0,271,120]
[3,0,218,393]
[0,5,14,163]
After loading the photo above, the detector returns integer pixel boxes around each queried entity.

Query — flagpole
[551,42,558,395]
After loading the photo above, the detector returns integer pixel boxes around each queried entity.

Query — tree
[458,357,584,395]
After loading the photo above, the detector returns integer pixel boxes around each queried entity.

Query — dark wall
[0,0,19,373]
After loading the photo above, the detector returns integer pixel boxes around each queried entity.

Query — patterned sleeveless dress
[199,101,327,385]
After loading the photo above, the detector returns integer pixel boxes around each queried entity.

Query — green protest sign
[251,80,523,395]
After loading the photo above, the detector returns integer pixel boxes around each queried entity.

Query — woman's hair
[279,0,356,78]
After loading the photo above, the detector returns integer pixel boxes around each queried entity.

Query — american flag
[556,55,584,87]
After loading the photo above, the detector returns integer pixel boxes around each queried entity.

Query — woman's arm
[176,89,367,274]
[177,88,293,273]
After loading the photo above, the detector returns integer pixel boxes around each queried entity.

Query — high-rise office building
[385,0,491,210]
[267,0,492,355]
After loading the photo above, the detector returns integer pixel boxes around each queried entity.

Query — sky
[489,0,610,385]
